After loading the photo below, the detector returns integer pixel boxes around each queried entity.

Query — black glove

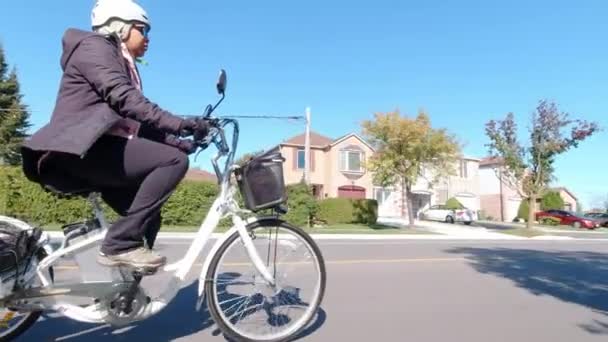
[176,138,198,155]
[180,117,210,142]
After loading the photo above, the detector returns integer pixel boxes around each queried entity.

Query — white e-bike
[0,70,326,341]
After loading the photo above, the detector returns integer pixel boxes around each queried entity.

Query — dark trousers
[48,135,188,255]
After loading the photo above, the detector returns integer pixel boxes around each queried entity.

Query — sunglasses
[133,25,150,38]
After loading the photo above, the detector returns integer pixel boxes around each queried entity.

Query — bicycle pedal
[131,266,158,277]
[116,265,158,277]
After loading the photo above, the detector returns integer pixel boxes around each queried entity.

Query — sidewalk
[378,217,525,240]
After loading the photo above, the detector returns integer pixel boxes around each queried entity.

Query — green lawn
[491,228,546,238]
[305,224,436,234]
[41,222,434,235]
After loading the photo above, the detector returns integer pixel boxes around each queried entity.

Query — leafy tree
[541,191,564,211]
[485,100,598,228]
[362,110,460,228]
[0,44,31,165]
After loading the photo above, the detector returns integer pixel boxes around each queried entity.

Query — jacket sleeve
[71,36,183,134]
[138,123,182,149]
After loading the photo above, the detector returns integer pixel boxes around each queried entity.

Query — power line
[220,115,305,121]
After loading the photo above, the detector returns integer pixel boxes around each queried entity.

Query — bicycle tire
[0,218,48,341]
[205,218,326,342]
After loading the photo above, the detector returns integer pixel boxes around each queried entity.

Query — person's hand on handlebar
[179,117,210,142]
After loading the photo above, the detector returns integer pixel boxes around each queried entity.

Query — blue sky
[1,0,607,208]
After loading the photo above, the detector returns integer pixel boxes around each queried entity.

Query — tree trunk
[405,184,415,229]
[527,194,537,229]
[400,178,406,219]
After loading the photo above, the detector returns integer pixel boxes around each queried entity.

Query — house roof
[329,133,376,152]
[184,168,217,182]
[479,156,503,166]
[281,131,333,148]
[281,131,376,152]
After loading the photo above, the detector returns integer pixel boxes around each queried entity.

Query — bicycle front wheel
[205,218,326,342]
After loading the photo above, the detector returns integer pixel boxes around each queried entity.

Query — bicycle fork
[233,215,276,287]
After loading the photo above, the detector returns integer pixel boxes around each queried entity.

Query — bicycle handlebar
[192,116,240,186]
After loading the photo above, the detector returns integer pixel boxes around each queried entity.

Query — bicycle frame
[5,118,278,325]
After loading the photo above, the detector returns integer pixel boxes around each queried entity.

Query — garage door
[455,194,479,211]
[338,185,366,199]
[506,197,522,222]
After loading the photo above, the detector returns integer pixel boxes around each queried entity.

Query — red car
[536,209,601,229]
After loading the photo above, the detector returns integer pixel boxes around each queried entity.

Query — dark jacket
[22,28,183,157]
[21,28,186,185]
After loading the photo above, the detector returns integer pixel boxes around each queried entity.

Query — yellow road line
[327,257,466,265]
[52,257,465,270]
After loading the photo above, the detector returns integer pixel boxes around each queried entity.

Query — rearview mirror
[217,69,227,95]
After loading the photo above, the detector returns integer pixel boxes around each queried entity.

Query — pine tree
[0,44,31,165]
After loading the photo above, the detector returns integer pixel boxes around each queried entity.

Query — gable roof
[281,131,376,152]
[281,131,333,148]
[329,133,376,152]
[479,156,504,167]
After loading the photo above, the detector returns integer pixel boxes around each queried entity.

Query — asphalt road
[18,238,608,342]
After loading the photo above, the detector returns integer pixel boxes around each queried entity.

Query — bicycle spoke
[218,294,250,307]
[210,224,325,341]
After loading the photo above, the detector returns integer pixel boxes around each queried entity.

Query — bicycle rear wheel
[205,218,326,342]
[0,217,47,341]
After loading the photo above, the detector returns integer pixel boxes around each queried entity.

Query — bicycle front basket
[236,147,287,212]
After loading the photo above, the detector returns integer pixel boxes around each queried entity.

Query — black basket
[236,147,287,212]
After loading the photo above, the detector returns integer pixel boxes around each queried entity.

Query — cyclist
[20,0,208,270]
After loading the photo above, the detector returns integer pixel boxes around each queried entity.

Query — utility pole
[304,107,311,185]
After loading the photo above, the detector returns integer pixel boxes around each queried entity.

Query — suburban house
[545,187,578,212]
[278,131,481,221]
[479,157,578,222]
[373,156,481,219]
[183,131,578,223]
[479,157,524,222]
[279,131,376,200]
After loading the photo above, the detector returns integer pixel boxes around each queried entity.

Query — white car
[420,205,477,225]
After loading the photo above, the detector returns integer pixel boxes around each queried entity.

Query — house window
[297,149,305,169]
[459,160,468,178]
[374,187,392,205]
[340,150,363,173]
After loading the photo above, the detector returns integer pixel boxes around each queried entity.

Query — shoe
[97,247,167,269]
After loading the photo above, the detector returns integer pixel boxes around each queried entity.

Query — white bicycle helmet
[91,0,150,29]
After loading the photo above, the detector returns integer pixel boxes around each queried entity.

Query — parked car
[420,205,477,225]
[535,209,601,229]
[584,212,608,227]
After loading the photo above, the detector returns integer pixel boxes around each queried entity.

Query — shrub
[161,180,219,226]
[445,197,464,210]
[541,191,565,211]
[0,166,219,226]
[540,216,561,226]
[517,199,530,221]
[2,165,374,229]
[316,198,378,225]
[283,183,317,227]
